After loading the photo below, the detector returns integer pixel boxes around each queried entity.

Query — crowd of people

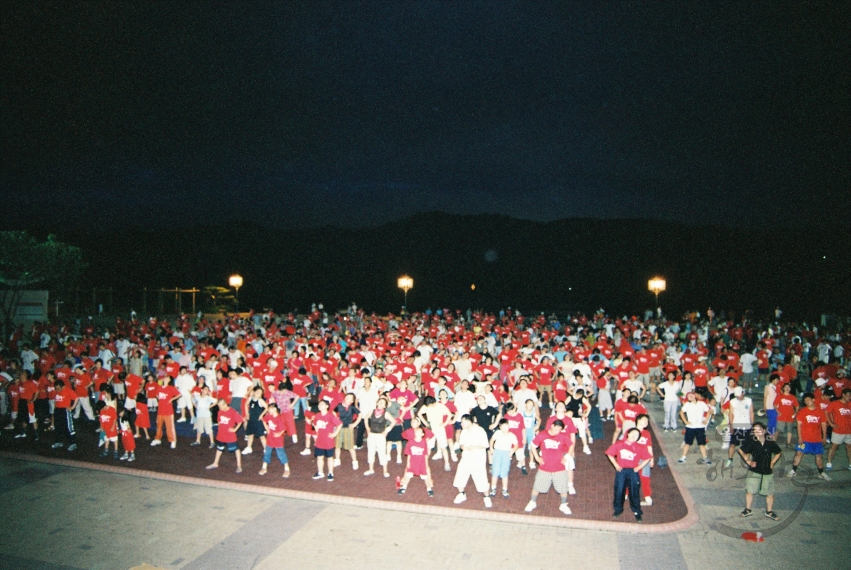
[1,305,849,522]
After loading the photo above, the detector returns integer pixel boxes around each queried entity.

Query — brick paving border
[1,445,698,534]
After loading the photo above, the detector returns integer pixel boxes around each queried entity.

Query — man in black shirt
[470,395,500,443]
[737,421,783,520]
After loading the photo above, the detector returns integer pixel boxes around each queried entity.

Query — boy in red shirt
[152,378,180,449]
[98,395,119,459]
[525,420,574,516]
[259,403,291,478]
[789,393,830,480]
[51,379,78,451]
[398,426,434,497]
[606,427,652,522]
[206,399,244,473]
[826,388,851,471]
[311,400,342,481]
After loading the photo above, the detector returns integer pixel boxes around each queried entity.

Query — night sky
[2,2,849,229]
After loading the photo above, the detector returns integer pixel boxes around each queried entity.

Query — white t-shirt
[728,397,753,429]
[354,385,380,416]
[229,375,254,399]
[681,401,711,428]
[739,353,758,374]
[707,376,729,397]
[491,429,519,451]
[454,390,478,420]
[512,388,539,410]
[658,382,681,403]
[459,424,489,461]
[193,395,216,418]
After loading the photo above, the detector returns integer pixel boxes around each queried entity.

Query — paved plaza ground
[0,398,849,569]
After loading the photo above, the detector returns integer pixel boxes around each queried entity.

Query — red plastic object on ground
[741,532,764,542]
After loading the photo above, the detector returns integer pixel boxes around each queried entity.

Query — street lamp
[648,276,666,309]
[397,275,413,317]
[229,274,243,313]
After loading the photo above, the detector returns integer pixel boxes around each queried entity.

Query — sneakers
[67,444,77,451]
[703,460,713,466]
[483,496,492,508]
[190,441,200,447]
[258,468,267,476]
[127,454,135,462]
[398,488,406,495]
[502,490,509,498]
[559,503,572,515]
[176,418,186,423]
[364,470,375,476]
[568,484,576,495]
[820,472,831,481]
[635,514,643,523]
[724,459,733,468]
[112,451,120,459]
[333,458,341,467]
[721,443,730,450]
[151,439,161,446]
[51,442,63,449]
[825,462,833,471]
[312,473,324,480]
[300,448,311,455]
[99,450,109,458]
[764,510,779,520]
[521,466,528,476]
[352,461,359,470]
[453,492,467,504]
[396,456,402,464]
[327,474,334,481]
[530,462,536,470]
[292,435,298,444]
[206,464,218,470]
[488,489,497,498]
[583,446,592,455]
[677,457,686,464]
[524,500,537,512]
[788,469,797,478]
[241,447,252,455]
[641,497,653,506]
[427,489,434,497]
[170,441,176,449]
[444,464,451,472]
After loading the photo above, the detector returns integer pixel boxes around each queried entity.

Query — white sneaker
[483,496,492,508]
[559,503,572,515]
[363,470,375,476]
[721,443,730,450]
[333,458,341,467]
[583,446,591,455]
[453,492,467,504]
[396,456,402,464]
[530,463,537,470]
[825,462,833,470]
[820,472,831,481]
[150,439,161,446]
[788,469,797,478]
[292,435,298,443]
[568,484,576,495]
[588,437,593,444]
[170,441,176,449]
[300,448,311,455]
[241,447,252,455]
[524,500,537,512]
[352,461,359,470]
[641,497,653,506]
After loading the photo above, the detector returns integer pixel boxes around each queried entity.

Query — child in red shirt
[398,426,433,497]
[119,409,136,462]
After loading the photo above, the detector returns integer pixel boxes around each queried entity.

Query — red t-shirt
[54,387,78,409]
[532,430,572,473]
[827,400,851,434]
[796,407,826,443]
[155,385,180,416]
[776,394,798,423]
[264,414,288,448]
[216,407,244,443]
[504,412,525,447]
[404,437,429,476]
[606,439,651,469]
[312,412,342,449]
[390,389,417,420]
[98,406,118,438]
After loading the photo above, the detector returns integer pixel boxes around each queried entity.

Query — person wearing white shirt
[20,346,38,373]
[656,372,682,430]
[725,387,754,466]
[174,368,196,423]
[739,352,758,393]
[678,392,712,464]
[452,416,493,508]
[511,378,540,411]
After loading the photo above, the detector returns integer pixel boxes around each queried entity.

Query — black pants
[355,421,365,448]
[54,408,76,446]
[613,467,642,517]
[15,400,34,437]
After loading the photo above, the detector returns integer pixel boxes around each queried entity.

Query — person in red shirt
[14,372,38,439]
[398,426,434,497]
[789,393,830,480]
[119,408,136,462]
[259,403,291,478]
[525,420,574,516]
[134,392,151,440]
[51,379,78,451]
[311,399,342,481]
[774,383,799,448]
[634,414,655,506]
[98,394,119,459]
[206,399,244,473]
[71,364,95,422]
[826,388,851,471]
[151,378,180,449]
[606,427,652,522]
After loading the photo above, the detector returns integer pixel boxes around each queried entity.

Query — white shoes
[241,447,252,455]
[333,458,341,467]
[292,435,298,443]
[641,497,653,506]
[300,448,311,455]
[363,470,375,476]
[559,503,572,515]
[150,439,161,446]
[583,446,592,455]
[483,496,492,508]
[453,492,467,504]
[524,500,537,512]
[352,461,359,470]
[170,441,176,449]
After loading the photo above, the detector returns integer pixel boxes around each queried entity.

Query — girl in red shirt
[398,426,434,497]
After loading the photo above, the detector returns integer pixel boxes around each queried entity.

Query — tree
[202,285,237,314]
[0,231,85,338]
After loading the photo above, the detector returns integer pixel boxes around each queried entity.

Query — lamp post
[397,275,413,317]
[229,274,243,313]
[648,276,666,309]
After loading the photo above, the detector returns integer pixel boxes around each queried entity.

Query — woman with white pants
[656,372,681,430]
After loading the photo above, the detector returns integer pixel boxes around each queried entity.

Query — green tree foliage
[202,285,237,314]
[0,231,85,336]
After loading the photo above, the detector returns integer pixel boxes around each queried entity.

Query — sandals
[764,511,779,521]
[740,508,753,517]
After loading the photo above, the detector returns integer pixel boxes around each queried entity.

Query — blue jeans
[293,397,309,419]
[766,409,778,436]
[263,446,288,465]
[613,468,642,516]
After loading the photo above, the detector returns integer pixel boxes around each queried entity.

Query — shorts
[797,442,824,455]
[745,471,775,496]
[730,428,751,447]
[492,449,511,479]
[314,447,335,458]
[104,435,117,443]
[177,393,192,410]
[386,424,403,442]
[776,421,794,436]
[335,426,354,450]
[684,427,707,446]
[831,432,851,445]
[246,419,266,437]
[195,416,213,435]
[113,383,126,396]
[533,469,569,494]
[217,441,239,453]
